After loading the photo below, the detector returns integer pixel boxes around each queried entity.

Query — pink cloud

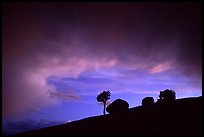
[150,62,173,74]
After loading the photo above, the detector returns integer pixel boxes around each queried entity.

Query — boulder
[106,99,129,114]
[142,97,154,107]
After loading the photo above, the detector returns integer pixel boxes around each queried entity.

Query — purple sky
[2,2,202,134]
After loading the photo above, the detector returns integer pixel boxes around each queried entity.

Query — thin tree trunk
[103,101,106,115]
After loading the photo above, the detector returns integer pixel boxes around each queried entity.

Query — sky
[2,2,202,134]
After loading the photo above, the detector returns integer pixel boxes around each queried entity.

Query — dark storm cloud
[4,3,201,71]
[34,3,201,77]
[2,3,201,117]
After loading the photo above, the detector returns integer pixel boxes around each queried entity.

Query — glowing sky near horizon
[2,2,202,134]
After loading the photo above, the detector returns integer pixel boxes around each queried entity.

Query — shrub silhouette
[142,97,154,107]
[106,99,129,114]
[97,91,111,115]
[157,89,176,103]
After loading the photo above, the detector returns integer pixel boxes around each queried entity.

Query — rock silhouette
[142,97,154,107]
[106,99,129,114]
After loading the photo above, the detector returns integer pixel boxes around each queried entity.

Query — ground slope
[21,96,202,135]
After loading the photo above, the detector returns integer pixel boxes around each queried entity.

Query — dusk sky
[2,2,202,134]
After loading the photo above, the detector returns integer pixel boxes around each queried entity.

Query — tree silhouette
[97,91,111,115]
[158,89,176,103]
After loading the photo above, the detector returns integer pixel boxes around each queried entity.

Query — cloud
[2,119,65,135]
[49,90,81,101]
[2,3,201,118]
[150,62,173,74]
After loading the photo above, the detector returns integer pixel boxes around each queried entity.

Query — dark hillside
[21,96,202,135]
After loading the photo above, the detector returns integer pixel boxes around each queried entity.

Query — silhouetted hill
[20,96,202,135]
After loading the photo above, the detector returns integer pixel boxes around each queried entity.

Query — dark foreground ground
[20,96,202,135]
